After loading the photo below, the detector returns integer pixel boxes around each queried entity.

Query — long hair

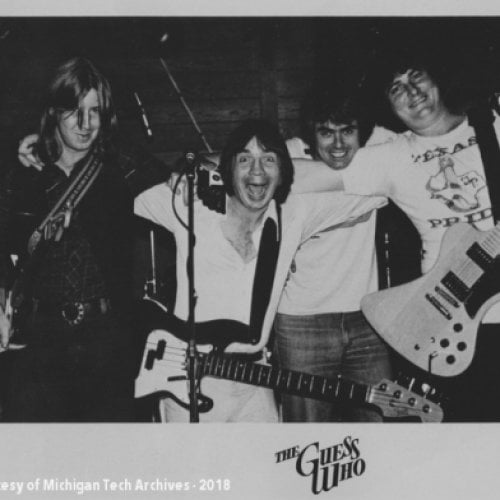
[300,86,375,152]
[219,119,294,205]
[37,57,117,163]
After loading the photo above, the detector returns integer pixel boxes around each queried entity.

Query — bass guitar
[362,222,500,377]
[135,325,444,423]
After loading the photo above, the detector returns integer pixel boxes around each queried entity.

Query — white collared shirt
[135,184,383,351]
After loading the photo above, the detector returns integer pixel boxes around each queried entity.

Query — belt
[32,298,111,326]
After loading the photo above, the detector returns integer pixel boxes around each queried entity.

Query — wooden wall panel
[0,18,319,169]
[3,18,496,170]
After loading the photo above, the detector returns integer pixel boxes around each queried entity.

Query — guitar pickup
[466,242,494,271]
[144,340,166,370]
[441,271,469,302]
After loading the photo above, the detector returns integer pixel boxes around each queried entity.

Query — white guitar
[0,290,26,354]
[362,222,500,377]
[135,329,444,423]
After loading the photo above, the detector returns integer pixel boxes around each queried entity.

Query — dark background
[1,16,498,302]
[0,17,499,170]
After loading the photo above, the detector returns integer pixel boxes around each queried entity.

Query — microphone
[182,151,199,173]
[185,151,197,164]
[133,92,153,140]
[175,151,225,214]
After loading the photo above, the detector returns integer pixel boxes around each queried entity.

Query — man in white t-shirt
[292,50,500,421]
[134,119,383,422]
[275,87,395,422]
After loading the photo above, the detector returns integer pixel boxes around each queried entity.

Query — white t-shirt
[343,115,500,322]
[134,185,384,351]
[278,129,394,314]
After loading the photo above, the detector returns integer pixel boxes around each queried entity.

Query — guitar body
[362,223,500,377]
[135,329,204,408]
[133,298,253,347]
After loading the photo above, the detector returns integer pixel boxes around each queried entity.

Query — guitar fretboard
[200,352,370,405]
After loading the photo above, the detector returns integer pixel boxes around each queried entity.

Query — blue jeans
[274,311,392,422]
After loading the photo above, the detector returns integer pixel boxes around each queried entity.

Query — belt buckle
[61,302,85,326]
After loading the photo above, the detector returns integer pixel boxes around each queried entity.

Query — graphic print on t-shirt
[425,154,487,212]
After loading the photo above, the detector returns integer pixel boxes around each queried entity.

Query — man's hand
[167,153,220,206]
[0,303,12,352]
[18,133,44,171]
[200,153,219,171]
[167,172,192,206]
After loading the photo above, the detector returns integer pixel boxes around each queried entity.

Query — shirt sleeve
[134,182,179,232]
[342,139,406,197]
[298,191,387,242]
[286,137,311,159]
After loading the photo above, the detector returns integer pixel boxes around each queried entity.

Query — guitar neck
[199,352,371,405]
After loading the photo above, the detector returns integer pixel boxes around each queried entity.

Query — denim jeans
[274,310,392,422]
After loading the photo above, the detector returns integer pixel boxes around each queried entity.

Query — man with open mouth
[134,118,383,422]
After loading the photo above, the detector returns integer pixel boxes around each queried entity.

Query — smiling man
[275,86,396,422]
[292,50,500,421]
[134,119,384,422]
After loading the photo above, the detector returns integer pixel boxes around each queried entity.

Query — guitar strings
[139,342,439,419]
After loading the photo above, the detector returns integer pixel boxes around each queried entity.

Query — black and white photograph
[0,1,499,498]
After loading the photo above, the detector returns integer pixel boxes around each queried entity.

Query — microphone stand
[159,57,213,154]
[185,153,199,423]
[143,230,157,298]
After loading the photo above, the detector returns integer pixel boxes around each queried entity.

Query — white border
[1,0,500,17]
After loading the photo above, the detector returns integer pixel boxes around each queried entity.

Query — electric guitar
[0,152,104,355]
[362,222,500,377]
[135,327,444,422]
[0,286,28,354]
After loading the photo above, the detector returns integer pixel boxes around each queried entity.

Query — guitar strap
[248,204,282,344]
[27,152,103,254]
[468,101,500,223]
[10,153,103,309]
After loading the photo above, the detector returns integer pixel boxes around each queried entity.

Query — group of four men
[0,48,498,422]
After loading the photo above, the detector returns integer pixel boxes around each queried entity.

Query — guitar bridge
[424,293,452,320]
[434,286,459,308]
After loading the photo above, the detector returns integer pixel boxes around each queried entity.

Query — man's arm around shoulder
[291,158,345,194]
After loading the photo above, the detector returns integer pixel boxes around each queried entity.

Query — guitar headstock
[369,379,444,423]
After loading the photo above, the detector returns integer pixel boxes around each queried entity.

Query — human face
[386,69,444,131]
[314,120,361,170]
[55,88,101,158]
[231,136,282,213]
